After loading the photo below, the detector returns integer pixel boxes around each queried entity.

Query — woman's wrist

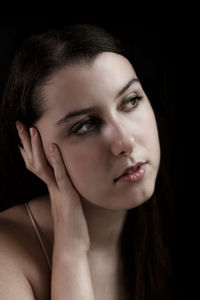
[53,222,90,253]
[51,238,94,300]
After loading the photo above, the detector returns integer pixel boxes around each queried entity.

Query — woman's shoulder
[0,193,51,218]
[0,194,52,237]
[0,195,53,299]
[0,194,53,259]
[0,194,53,231]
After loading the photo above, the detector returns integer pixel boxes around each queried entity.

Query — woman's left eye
[120,95,142,111]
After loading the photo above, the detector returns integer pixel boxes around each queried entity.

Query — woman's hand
[15,121,90,251]
[16,121,95,299]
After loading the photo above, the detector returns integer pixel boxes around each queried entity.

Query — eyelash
[70,95,143,136]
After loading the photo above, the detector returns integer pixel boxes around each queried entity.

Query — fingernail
[16,121,23,132]
[30,127,36,137]
[49,143,55,154]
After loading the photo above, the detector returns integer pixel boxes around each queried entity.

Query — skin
[36,52,160,211]
[0,52,160,299]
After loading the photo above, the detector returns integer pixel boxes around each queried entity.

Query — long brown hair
[120,159,175,299]
[0,24,175,299]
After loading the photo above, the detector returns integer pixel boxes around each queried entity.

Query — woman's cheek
[61,147,92,186]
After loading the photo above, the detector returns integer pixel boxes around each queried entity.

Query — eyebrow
[55,77,139,127]
[116,77,139,98]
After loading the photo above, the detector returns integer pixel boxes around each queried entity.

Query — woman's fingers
[16,121,56,188]
[29,127,56,187]
[48,143,83,224]
[18,144,29,168]
[49,144,78,197]
[16,121,80,205]
[16,121,33,162]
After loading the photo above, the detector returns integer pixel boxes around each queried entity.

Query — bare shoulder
[0,194,53,259]
[0,195,53,299]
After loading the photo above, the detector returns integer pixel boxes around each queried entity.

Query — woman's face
[36,52,160,210]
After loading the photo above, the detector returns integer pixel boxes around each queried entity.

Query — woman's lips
[114,162,146,183]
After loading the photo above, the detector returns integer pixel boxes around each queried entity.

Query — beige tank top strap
[24,202,52,271]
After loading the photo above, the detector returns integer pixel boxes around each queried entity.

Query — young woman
[0,24,174,299]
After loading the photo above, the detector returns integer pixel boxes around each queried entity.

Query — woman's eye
[70,116,100,136]
[120,95,142,111]
[70,95,142,137]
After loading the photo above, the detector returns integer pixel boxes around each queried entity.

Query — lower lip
[117,163,146,183]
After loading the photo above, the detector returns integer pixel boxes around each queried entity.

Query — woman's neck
[81,198,127,254]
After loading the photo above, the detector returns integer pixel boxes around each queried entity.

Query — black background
[0,16,197,299]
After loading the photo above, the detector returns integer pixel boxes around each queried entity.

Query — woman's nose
[107,122,135,157]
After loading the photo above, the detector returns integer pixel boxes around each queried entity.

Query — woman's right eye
[70,116,101,136]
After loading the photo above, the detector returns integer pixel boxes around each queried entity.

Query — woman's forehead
[42,52,136,103]
[35,52,141,131]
